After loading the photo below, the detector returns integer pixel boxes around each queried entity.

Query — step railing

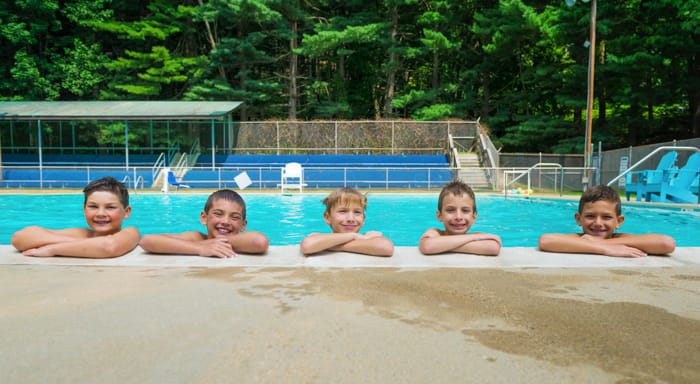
[151,152,166,186]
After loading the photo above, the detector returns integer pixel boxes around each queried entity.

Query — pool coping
[1,245,698,269]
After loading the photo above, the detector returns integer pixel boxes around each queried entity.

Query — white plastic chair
[279,162,306,193]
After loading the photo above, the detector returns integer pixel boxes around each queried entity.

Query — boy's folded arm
[335,236,394,257]
[420,232,501,255]
[227,231,269,254]
[38,227,140,258]
[139,232,207,255]
[538,233,647,257]
[606,233,676,255]
[11,226,89,251]
[453,235,502,256]
[300,232,356,255]
[538,233,607,254]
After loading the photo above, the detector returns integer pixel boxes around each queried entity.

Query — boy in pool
[139,189,269,257]
[11,176,140,258]
[419,180,501,256]
[538,185,676,257]
[300,187,394,257]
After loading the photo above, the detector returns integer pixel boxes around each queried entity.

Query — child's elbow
[138,236,154,252]
[101,232,139,258]
[659,235,676,254]
[10,227,36,250]
[299,238,316,255]
[483,242,501,256]
[98,241,128,258]
[418,242,439,255]
[376,240,394,257]
[538,235,554,252]
[250,235,270,254]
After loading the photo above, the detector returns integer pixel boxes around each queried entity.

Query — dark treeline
[1,0,698,153]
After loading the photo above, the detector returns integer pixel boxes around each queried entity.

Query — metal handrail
[448,134,461,168]
[606,146,700,187]
[151,152,165,181]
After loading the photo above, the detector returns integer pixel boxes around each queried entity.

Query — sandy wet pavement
[1,265,699,383]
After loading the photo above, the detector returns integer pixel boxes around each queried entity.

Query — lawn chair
[625,150,677,201]
[278,162,307,193]
[649,152,700,204]
[167,170,190,190]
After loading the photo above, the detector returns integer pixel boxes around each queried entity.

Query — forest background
[0,0,698,154]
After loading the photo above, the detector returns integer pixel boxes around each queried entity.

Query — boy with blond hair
[300,187,394,256]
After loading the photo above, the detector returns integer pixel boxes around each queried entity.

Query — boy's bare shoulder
[420,228,444,238]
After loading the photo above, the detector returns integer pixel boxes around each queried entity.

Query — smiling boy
[300,187,394,256]
[11,176,140,258]
[419,180,501,255]
[139,189,268,258]
[538,185,676,257]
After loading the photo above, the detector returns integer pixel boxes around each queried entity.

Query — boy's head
[322,187,367,233]
[575,185,624,239]
[438,180,477,212]
[200,189,248,238]
[83,176,129,208]
[82,176,131,236]
[436,180,478,235]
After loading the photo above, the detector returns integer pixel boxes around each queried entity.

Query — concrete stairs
[457,152,492,190]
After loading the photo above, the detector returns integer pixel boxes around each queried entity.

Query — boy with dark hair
[419,179,501,255]
[139,189,268,257]
[538,185,675,257]
[11,176,140,258]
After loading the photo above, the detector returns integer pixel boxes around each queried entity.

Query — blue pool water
[1,193,698,247]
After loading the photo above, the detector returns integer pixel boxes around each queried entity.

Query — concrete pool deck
[1,246,699,383]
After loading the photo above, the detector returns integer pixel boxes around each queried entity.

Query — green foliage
[413,103,454,120]
[0,0,698,151]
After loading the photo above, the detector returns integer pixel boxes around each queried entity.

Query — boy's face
[575,200,624,239]
[436,193,477,235]
[324,202,365,233]
[83,191,131,236]
[200,198,247,238]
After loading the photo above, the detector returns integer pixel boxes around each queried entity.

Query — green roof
[0,101,242,121]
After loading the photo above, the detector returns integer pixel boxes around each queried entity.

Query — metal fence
[0,164,596,193]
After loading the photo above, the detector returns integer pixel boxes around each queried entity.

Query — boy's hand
[581,234,647,257]
[198,237,236,258]
[360,231,384,239]
[22,246,56,257]
[601,244,647,258]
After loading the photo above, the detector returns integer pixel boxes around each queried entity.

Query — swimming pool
[1,193,698,246]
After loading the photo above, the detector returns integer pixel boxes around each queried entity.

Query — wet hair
[322,187,367,215]
[437,179,477,212]
[83,176,129,208]
[578,185,622,216]
[204,189,247,219]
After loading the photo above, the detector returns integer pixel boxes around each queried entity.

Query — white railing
[0,164,597,192]
[172,153,189,175]
[151,153,165,181]
[448,134,461,168]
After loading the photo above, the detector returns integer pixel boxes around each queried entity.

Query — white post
[162,167,170,193]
